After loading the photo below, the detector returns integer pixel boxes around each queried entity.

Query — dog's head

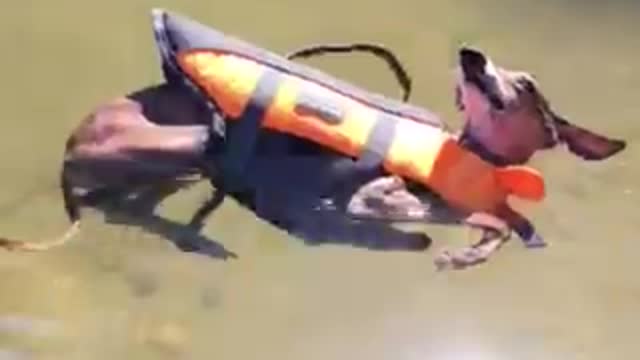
[454,46,626,165]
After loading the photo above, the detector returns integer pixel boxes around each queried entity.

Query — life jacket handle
[285,42,413,102]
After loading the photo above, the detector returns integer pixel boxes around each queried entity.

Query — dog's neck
[456,114,516,167]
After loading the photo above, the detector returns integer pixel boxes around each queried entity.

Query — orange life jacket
[177,50,545,214]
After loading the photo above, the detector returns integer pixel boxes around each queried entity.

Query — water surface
[0,0,638,359]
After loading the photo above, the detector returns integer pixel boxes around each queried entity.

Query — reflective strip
[219,68,282,192]
[357,113,397,169]
[293,88,345,125]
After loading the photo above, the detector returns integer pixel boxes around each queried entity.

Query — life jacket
[151,9,545,214]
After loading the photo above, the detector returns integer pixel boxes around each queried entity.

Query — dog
[0,10,626,270]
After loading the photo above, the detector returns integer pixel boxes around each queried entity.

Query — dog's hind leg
[187,188,226,228]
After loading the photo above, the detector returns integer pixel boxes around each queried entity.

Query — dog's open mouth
[459,47,505,111]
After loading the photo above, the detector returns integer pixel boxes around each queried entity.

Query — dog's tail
[0,166,81,252]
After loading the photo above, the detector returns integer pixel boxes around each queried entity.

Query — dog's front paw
[523,232,547,249]
[434,247,490,271]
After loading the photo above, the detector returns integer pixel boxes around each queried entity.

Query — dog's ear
[553,115,626,161]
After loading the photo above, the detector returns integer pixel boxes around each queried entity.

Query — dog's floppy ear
[523,76,626,160]
[553,114,626,161]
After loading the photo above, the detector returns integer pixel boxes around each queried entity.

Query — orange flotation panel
[177,50,545,214]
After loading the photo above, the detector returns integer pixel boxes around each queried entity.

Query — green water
[0,0,638,359]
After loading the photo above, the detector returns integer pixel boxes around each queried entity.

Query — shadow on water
[71,170,434,273]
[80,168,433,261]
[78,182,239,260]
[222,155,435,252]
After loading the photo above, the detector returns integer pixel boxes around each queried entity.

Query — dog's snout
[457,46,505,110]
[459,47,487,72]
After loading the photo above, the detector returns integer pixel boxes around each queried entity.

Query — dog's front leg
[495,204,546,249]
[434,212,511,270]
[346,175,465,225]
[347,176,430,222]
[434,205,546,270]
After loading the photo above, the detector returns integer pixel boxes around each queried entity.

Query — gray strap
[219,68,282,192]
[357,113,397,169]
[322,113,398,208]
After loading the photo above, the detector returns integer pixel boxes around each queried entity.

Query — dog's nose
[459,47,487,69]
